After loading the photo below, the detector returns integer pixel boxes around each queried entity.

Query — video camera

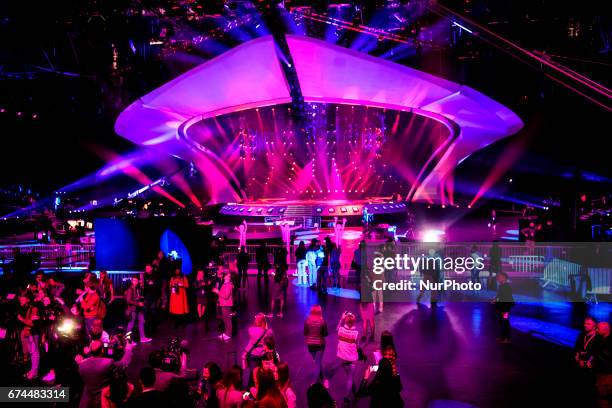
[103,331,132,360]
[160,337,188,373]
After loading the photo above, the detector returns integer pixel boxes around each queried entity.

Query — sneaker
[26,372,37,380]
[221,334,231,341]
[218,334,225,340]
[323,379,329,389]
[140,337,153,343]
[42,371,55,383]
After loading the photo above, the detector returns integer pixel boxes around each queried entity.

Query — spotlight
[421,229,445,243]
[57,318,77,338]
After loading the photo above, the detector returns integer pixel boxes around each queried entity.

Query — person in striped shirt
[304,305,329,384]
[336,311,360,405]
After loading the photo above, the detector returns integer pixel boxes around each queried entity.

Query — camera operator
[125,276,152,343]
[17,292,41,380]
[147,342,189,393]
[75,338,134,408]
[40,295,66,383]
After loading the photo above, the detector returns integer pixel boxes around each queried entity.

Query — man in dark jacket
[125,277,151,343]
[494,272,514,343]
[237,246,250,289]
[128,366,160,408]
[592,322,612,408]
[256,243,269,280]
[77,340,133,408]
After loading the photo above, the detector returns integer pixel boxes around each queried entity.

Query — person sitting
[127,366,159,407]
[101,369,134,408]
[358,358,404,407]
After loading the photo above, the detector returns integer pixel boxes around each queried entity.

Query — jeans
[127,309,146,339]
[297,260,308,285]
[309,346,325,382]
[220,306,232,337]
[238,265,248,288]
[330,262,341,288]
[498,311,511,340]
[317,266,327,291]
[257,264,268,279]
[341,360,356,398]
[144,297,158,334]
[470,268,480,284]
[307,261,317,286]
[21,332,39,377]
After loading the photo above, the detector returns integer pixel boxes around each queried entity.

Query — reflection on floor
[124,276,606,407]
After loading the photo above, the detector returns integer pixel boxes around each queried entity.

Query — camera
[160,337,188,373]
[104,331,131,360]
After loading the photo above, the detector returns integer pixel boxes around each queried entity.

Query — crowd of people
[8,248,408,408]
[5,230,611,408]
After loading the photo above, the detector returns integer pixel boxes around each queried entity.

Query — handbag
[243,329,268,367]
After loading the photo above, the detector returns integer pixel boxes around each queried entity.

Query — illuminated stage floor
[123,278,603,408]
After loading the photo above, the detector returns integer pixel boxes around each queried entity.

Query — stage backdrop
[94,217,212,273]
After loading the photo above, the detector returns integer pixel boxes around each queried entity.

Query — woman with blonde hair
[304,304,329,384]
[243,313,274,385]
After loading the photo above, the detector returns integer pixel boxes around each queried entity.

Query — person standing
[256,243,269,281]
[152,251,170,310]
[592,322,612,408]
[214,273,234,341]
[142,264,160,335]
[329,243,342,289]
[243,313,274,385]
[304,305,328,384]
[494,272,515,343]
[76,341,133,408]
[469,245,482,285]
[295,241,308,286]
[488,241,502,290]
[306,239,319,288]
[358,358,404,407]
[237,246,250,290]
[18,293,40,380]
[277,362,297,408]
[169,269,189,328]
[336,311,360,405]
[125,277,152,343]
[270,264,288,318]
[98,270,114,305]
[235,220,248,249]
[81,281,102,336]
[194,270,208,319]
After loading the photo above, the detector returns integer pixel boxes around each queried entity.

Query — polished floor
[122,276,604,408]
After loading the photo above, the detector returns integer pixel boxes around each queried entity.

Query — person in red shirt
[81,282,101,336]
